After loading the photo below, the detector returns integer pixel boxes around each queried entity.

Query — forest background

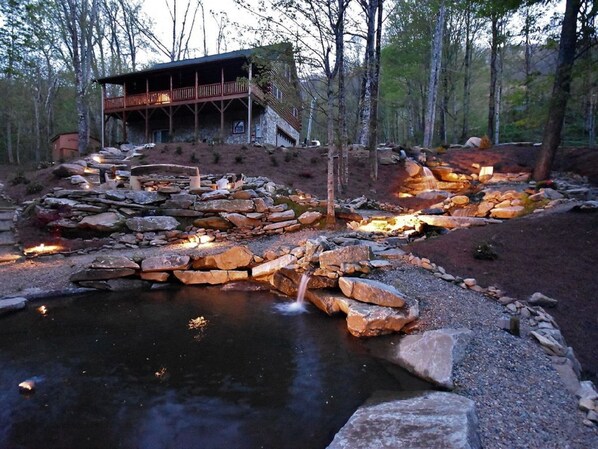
[0,0,595,171]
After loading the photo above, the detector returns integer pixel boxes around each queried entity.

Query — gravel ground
[1,230,598,448]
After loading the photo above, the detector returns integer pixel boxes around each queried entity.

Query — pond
[0,287,428,449]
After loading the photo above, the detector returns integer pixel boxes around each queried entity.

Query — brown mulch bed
[1,143,597,381]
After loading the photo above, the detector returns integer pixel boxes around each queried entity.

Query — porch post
[194,71,199,142]
[169,75,173,140]
[123,111,127,142]
[220,67,224,141]
[247,63,252,144]
[100,84,105,149]
[145,79,149,142]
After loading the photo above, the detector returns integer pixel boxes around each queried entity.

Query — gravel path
[1,230,597,448]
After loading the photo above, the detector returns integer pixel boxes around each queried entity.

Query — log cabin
[96,43,301,148]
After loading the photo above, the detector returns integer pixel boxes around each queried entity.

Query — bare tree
[423,0,446,148]
[56,0,99,154]
[533,0,583,180]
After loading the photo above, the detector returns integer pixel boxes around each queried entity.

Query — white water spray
[274,273,310,315]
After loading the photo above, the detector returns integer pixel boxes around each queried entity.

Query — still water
[0,287,427,449]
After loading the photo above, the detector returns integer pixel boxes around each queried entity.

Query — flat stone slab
[70,268,136,282]
[0,297,27,315]
[0,221,12,232]
[174,270,248,285]
[251,254,297,278]
[0,247,21,263]
[319,245,372,269]
[125,216,180,232]
[418,215,499,229]
[141,254,190,272]
[90,256,140,270]
[339,277,407,308]
[327,391,481,449]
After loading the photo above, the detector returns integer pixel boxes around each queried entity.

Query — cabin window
[232,120,245,134]
[272,85,283,101]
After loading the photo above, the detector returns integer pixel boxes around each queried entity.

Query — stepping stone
[0,232,17,246]
[0,221,12,232]
[0,211,14,220]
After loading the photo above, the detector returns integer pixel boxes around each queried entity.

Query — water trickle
[274,273,310,315]
[420,167,437,191]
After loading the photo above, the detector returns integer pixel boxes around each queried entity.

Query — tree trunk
[461,1,472,141]
[533,0,581,181]
[368,0,383,181]
[487,14,499,141]
[337,0,347,192]
[423,1,446,148]
[358,0,377,146]
[326,79,336,228]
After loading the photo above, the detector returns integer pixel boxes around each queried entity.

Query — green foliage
[473,241,498,260]
[25,181,43,195]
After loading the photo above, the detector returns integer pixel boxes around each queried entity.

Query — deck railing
[104,80,258,112]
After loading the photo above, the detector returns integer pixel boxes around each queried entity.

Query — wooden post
[194,71,199,142]
[145,79,149,142]
[100,84,105,149]
[247,63,252,144]
[169,75,173,140]
[123,111,127,142]
[220,67,224,141]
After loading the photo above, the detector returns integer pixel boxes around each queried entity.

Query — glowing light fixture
[24,243,62,256]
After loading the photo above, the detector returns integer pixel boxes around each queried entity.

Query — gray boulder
[369,328,473,389]
[78,212,124,232]
[141,254,190,272]
[0,297,27,316]
[339,277,407,308]
[319,245,372,269]
[327,390,481,449]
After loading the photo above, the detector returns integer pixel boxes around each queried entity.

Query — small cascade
[274,273,310,315]
[420,167,438,191]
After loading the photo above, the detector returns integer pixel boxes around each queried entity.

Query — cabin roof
[96,44,293,85]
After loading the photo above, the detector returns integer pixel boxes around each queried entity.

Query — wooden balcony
[104,80,266,113]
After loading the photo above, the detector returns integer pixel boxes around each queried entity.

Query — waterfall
[420,167,437,191]
[274,273,310,315]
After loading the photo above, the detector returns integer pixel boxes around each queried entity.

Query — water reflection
[0,287,429,449]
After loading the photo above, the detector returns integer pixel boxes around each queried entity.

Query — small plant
[473,241,498,260]
[234,155,244,164]
[284,152,292,163]
[164,145,170,152]
[190,152,198,163]
[310,156,319,165]
[11,171,29,186]
[298,172,313,179]
[270,155,279,167]
[26,182,43,195]
[175,146,183,155]
[212,151,221,164]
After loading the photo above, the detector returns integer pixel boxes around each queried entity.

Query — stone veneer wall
[126,107,298,147]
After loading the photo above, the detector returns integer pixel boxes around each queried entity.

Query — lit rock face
[141,254,190,272]
[192,246,254,270]
[327,391,482,449]
[338,277,407,308]
[490,206,525,219]
[319,245,372,269]
[369,328,473,389]
[251,254,296,278]
[90,256,140,270]
[174,270,248,285]
[52,163,86,178]
[125,216,180,232]
[298,211,322,225]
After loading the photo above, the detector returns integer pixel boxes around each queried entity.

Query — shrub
[26,182,43,195]
[270,155,279,167]
[212,152,221,164]
[175,146,183,155]
[234,155,244,164]
[310,156,319,165]
[190,152,198,163]
[11,171,29,185]
[298,172,313,179]
[473,241,498,260]
[284,152,292,163]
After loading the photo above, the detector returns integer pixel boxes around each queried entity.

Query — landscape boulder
[0,297,27,316]
[339,277,407,308]
[78,212,124,232]
[141,254,190,272]
[52,163,86,178]
[319,245,372,269]
[327,391,481,449]
[192,246,254,270]
[125,216,180,232]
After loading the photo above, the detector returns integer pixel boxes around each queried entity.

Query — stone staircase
[0,206,21,264]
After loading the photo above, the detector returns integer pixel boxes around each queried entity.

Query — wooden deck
[104,80,266,113]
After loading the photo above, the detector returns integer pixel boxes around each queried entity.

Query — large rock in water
[192,246,254,270]
[174,270,248,285]
[339,277,407,308]
[305,290,419,337]
[125,216,180,232]
[368,328,473,389]
[327,391,481,449]
[79,212,124,232]
[90,256,140,270]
